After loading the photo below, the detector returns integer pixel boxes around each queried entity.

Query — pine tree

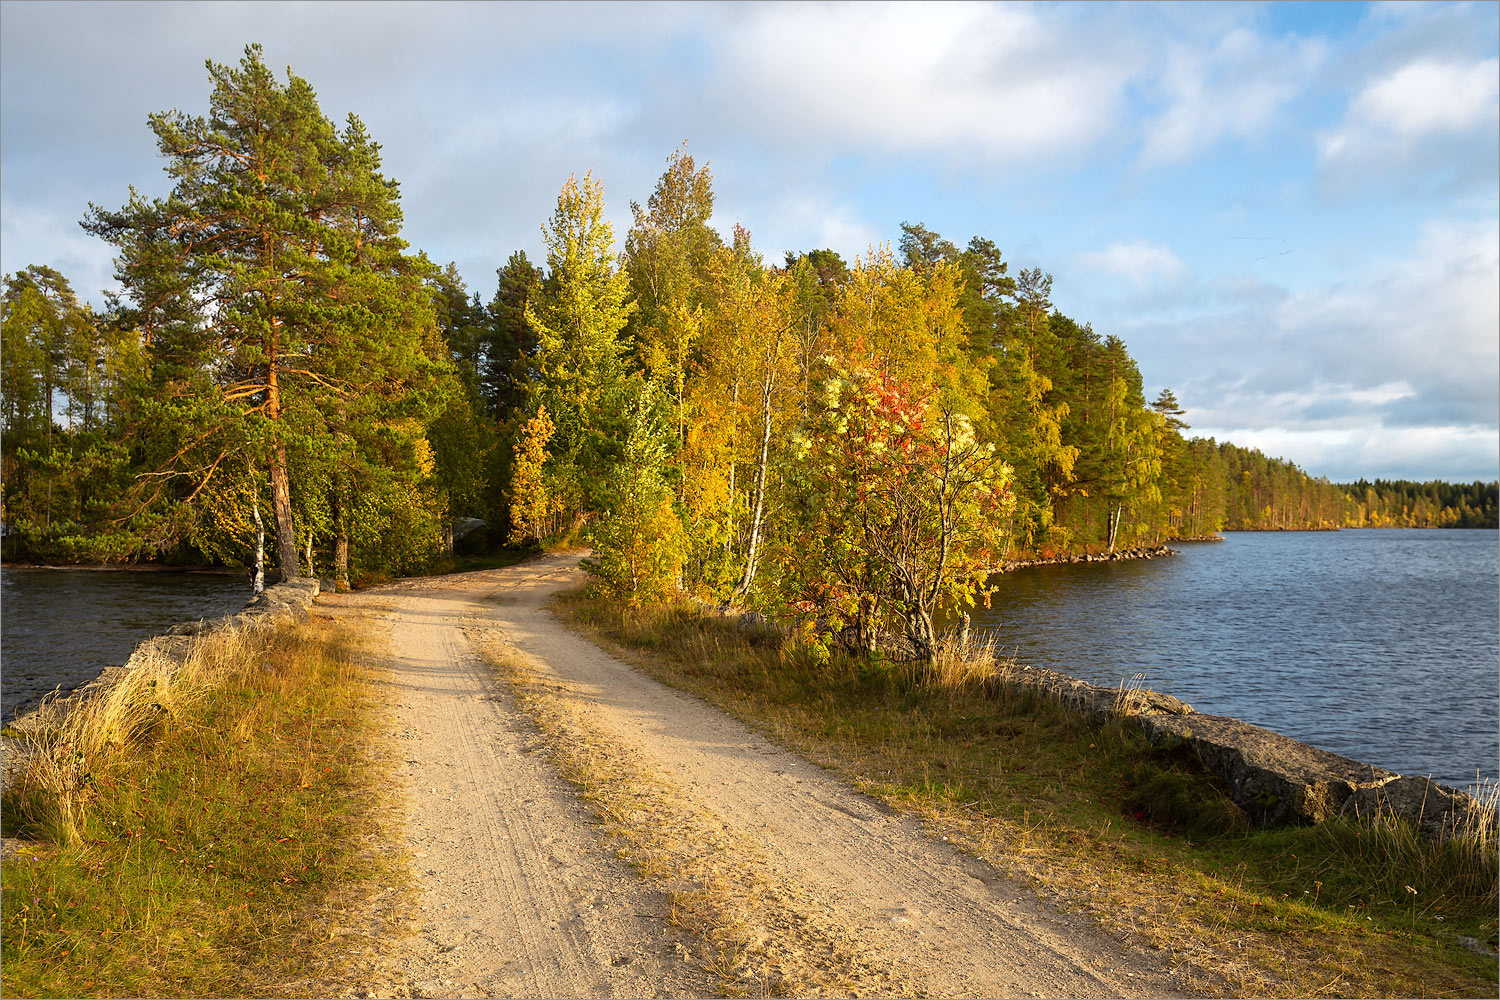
[84,45,445,576]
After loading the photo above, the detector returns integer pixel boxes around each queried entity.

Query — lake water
[970,529,1499,789]
[0,567,252,720]
[3,533,1496,788]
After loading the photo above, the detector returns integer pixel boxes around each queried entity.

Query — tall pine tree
[85,45,445,577]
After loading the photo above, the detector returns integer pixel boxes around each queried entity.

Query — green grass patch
[1,621,402,998]
[557,591,1498,998]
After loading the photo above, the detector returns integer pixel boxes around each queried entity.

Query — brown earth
[317,553,1188,998]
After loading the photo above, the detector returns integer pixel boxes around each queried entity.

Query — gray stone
[990,663,1193,724]
[1141,713,1396,827]
[1340,775,1498,841]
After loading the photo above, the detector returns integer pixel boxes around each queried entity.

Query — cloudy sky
[3,1,1496,482]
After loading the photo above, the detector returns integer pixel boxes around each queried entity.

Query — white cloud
[1189,424,1498,483]
[0,200,118,305]
[1319,56,1499,184]
[714,184,881,265]
[1099,214,1498,481]
[1344,381,1417,407]
[703,3,1138,165]
[1357,58,1498,136]
[1139,28,1326,166]
[1272,217,1499,390]
[1076,239,1186,288]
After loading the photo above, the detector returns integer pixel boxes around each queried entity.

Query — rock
[1116,687,1194,717]
[1141,713,1397,826]
[1340,775,1498,841]
[992,663,1192,724]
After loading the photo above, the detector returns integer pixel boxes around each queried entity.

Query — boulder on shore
[1140,712,1397,826]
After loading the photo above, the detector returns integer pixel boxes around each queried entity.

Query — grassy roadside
[1,617,406,999]
[557,590,1499,999]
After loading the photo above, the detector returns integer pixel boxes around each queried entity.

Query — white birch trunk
[252,500,266,595]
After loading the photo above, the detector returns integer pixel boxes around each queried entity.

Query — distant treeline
[1338,479,1499,529]
[1,48,1493,650]
[1167,446,1498,533]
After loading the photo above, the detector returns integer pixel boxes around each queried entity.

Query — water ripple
[970,530,1499,788]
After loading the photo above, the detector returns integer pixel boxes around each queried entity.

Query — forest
[3,49,1495,656]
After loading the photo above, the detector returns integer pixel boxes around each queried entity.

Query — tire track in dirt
[320,578,711,999]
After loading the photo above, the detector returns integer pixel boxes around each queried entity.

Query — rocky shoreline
[8,568,1491,844]
[0,577,322,793]
[989,662,1494,840]
[718,598,1494,842]
[1000,542,1177,572]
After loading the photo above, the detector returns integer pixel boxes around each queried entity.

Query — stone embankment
[0,578,322,792]
[93,577,322,693]
[997,661,1494,840]
[719,597,1493,840]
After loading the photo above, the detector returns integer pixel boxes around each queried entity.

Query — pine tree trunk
[264,343,300,578]
[334,531,349,589]
[304,529,315,578]
[269,440,299,577]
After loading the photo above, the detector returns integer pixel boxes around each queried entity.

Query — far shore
[1,561,248,575]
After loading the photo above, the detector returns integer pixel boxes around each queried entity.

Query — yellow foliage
[509,406,562,544]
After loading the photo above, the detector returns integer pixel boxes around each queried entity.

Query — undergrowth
[558,590,1498,999]
[1,618,400,998]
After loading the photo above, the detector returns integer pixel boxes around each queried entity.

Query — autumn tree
[782,358,1012,659]
[773,251,1006,658]
[675,240,797,598]
[522,172,636,520]
[508,405,561,544]
[582,381,687,605]
[624,143,721,423]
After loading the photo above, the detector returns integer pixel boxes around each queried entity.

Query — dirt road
[322,554,1184,998]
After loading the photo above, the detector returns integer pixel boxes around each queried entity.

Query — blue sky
[2,1,1496,482]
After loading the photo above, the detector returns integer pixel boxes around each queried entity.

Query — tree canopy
[5,48,1492,635]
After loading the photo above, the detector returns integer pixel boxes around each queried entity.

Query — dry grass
[924,629,1004,692]
[7,623,269,846]
[557,590,1499,999]
[1,615,407,998]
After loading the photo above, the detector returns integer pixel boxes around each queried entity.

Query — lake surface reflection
[970,529,1499,788]
[1,567,251,720]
